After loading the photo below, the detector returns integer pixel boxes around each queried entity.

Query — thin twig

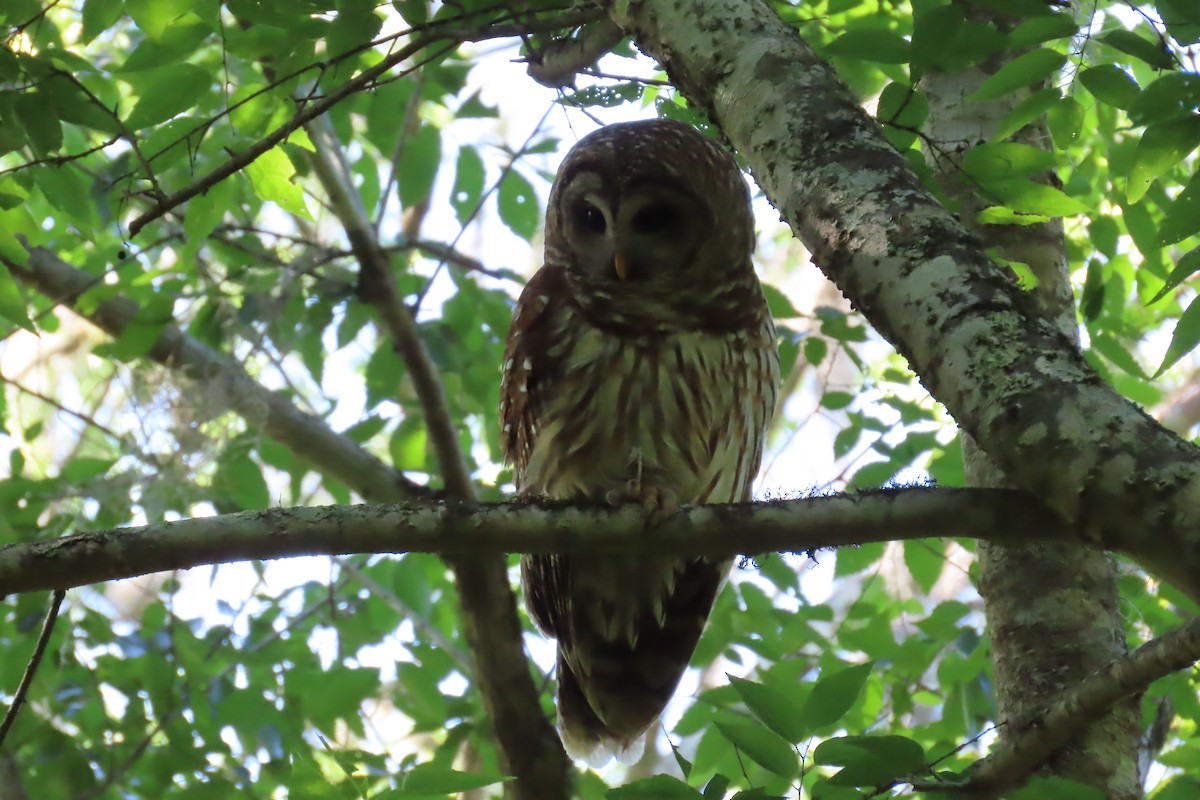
[0,591,65,748]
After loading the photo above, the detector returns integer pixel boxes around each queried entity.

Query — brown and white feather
[500,118,780,763]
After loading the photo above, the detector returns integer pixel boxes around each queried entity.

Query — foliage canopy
[1,0,1200,798]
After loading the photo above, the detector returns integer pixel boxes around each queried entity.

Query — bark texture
[602,0,1200,602]
[919,10,1139,795]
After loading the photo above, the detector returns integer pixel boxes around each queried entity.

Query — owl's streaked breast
[521,303,778,506]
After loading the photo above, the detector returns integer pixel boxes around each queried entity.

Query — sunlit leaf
[123,62,211,129]
[398,124,442,209]
[729,676,807,743]
[498,169,539,241]
[1126,118,1200,203]
[803,662,874,730]
[1098,29,1175,70]
[714,721,798,777]
[0,261,32,332]
[1154,294,1200,378]
[1157,171,1200,246]
[1078,65,1141,110]
[394,764,513,796]
[969,48,1066,101]
[245,146,312,219]
[815,735,926,786]
[825,29,910,63]
[1148,246,1200,304]
[451,146,485,224]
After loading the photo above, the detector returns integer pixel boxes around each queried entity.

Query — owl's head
[544,118,760,333]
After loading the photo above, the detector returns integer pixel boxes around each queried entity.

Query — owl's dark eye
[575,202,607,235]
[631,202,680,234]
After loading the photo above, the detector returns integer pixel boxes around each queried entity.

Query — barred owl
[500,118,779,763]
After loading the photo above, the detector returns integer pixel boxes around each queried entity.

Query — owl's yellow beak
[614,252,630,280]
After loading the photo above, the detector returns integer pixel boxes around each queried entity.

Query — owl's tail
[556,652,647,766]
[555,557,726,765]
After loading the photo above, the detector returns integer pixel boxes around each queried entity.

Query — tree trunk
[919,6,1140,795]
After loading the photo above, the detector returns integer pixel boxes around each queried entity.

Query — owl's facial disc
[612,187,703,281]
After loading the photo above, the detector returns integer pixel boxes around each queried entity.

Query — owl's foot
[604,480,680,516]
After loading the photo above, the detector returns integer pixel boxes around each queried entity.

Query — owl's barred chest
[524,321,773,504]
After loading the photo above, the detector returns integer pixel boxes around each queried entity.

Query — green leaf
[391,0,428,27]
[125,0,182,40]
[994,87,1061,140]
[1091,334,1146,379]
[63,458,116,482]
[1008,14,1079,48]
[903,539,944,593]
[396,764,512,796]
[33,166,96,232]
[1148,245,1200,304]
[327,5,382,61]
[497,169,539,241]
[728,676,808,742]
[976,206,1049,226]
[1078,65,1141,110]
[1081,258,1105,321]
[398,124,441,209]
[81,0,126,44]
[245,146,312,219]
[123,62,211,129]
[14,91,63,156]
[814,735,927,786]
[702,775,730,800]
[118,22,212,71]
[669,738,693,778]
[982,178,1089,217]
[802,662,873,730]
[1158,171,1200,246]
[714,721,798,777]
[451,146,485,224]
[1005,776,1104,800]
[969,48,1066,101]
[560,83,644,108]
[0,261,32,332]
[962,142,1055,182]
[1129,73,1200,126]
[1098,29,1175,71]
[761,284,801,318]
[1126,118,1200,203]
[1154,294,1200,378]
[804,336,828,367]
[821,391,854,410]
[389,420,427,472]
[1046,95,1084,148]
[1159,0,1200,45]
[877,83,928,150]
[824,29,910,64]
[606,775,703,799]
[184,178,234,244]
[214,452,270,510]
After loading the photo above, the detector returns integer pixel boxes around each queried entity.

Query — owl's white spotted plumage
[500,118,779,763]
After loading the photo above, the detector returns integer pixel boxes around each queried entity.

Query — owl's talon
[624,481,682,524]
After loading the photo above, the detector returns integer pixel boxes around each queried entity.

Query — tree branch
[303,115,572,799]
[525,18,625,88]
[0,488,1063,596]
[600,0,1200,601]
[2,246,432,504]
[911,613,1200,796]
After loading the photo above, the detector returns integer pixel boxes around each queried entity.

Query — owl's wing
[501,267,573,639]
[499,265,570,482]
